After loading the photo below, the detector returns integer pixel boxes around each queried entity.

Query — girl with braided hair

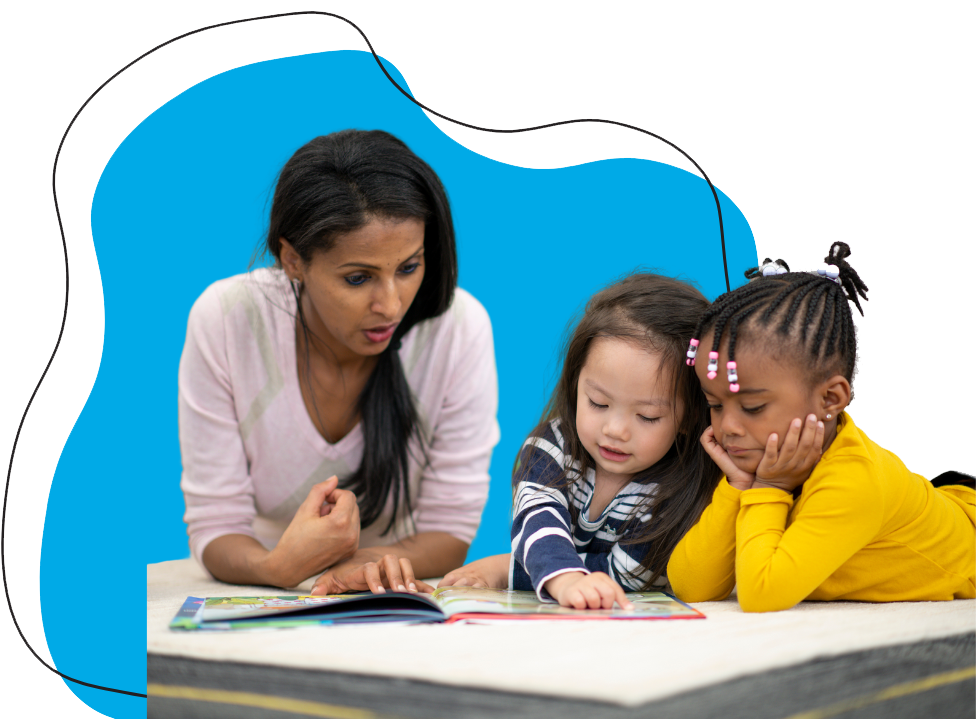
[667,242,976,612]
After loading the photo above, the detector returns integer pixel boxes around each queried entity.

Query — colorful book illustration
[169,586,704,631]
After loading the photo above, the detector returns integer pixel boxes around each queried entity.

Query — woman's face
[283,217,426,363]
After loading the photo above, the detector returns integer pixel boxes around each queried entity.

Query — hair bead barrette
[706,351,719,379]
[686,338,700,366]
[727,361,739,392]
[761,259,789,277]
[817,263,841,284]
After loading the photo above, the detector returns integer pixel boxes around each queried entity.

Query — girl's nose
[603,414,630,442]
[719,411,743,439]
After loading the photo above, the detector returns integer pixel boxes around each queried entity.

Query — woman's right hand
[700,426,755,491]
[439,553,511,589]
[261,476,360,587]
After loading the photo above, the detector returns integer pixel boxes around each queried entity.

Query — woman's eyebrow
[337,246,425,271]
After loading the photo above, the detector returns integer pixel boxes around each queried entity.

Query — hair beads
[686,338,699,366]
[706,352,719,379]
[727,361,739,392]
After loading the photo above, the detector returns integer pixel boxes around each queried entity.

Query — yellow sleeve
[667,478,741,602]
[735,467,883,612]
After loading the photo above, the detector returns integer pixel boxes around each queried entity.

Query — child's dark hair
[519,272,722,589]
[691,241,869,394]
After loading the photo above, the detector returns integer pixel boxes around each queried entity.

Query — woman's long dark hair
[266,129,457,534]
[519,273,721,588]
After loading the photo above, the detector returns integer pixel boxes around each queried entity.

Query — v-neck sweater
[178,268,500,572]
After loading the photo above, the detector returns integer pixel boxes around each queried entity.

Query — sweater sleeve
[412,293,500,544]
[735,458,883,612]
[511,437,589,601]
[178,286,257,572]
[667,478,741,602]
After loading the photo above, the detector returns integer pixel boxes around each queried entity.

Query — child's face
[695,340,821,475]
[576,338,683,483]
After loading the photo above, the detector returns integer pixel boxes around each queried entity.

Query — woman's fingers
[413,578,437,594]
[300,476,340,517]
[397,557,418,592]
[362,562,386,594]
[380,554,407,592]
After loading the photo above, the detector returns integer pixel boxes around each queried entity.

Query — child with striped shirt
[442,273,721,608]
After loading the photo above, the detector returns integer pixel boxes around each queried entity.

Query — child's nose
[603,415,630,441]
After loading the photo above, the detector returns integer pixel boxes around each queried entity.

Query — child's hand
[544,571,634,610]
[700,426,755,490]
[439,553,511,589]
[753,414,824,493]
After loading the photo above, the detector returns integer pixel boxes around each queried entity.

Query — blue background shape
[41,50,755,716]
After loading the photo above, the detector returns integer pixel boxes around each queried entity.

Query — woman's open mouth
[363,323,397,343]
[599,445,631,462]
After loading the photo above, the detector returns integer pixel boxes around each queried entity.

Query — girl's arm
[666,478,741,601]
[734,418,882,612]
[667,427,753,602]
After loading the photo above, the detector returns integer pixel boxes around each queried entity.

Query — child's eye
[742,405,766,414]
[588,399,607,410]
[638,415,661,424]
[400,262,421,274]
[345,274,369,286]
[706,403,722,411]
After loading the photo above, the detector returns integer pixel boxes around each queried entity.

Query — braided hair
[689,242,869,392]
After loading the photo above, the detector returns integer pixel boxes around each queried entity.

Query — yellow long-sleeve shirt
[668,413,975,612]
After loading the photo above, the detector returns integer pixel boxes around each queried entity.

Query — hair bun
[823,242,869,315]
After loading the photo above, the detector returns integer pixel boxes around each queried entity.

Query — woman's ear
[819,375,852,420]
[279,238,304,282]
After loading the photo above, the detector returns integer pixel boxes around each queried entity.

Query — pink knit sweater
[178,268,500,571]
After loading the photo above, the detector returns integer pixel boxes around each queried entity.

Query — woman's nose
[371,278,401,318]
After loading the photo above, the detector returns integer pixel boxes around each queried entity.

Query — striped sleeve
[510,433,589,601]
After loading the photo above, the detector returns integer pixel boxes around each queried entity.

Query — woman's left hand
[310,550,436,595]
[752,414,824,493]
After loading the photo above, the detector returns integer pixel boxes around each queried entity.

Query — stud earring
[727,361,739,393]
[706,352,719,380]
[686,338,699,366]
[825,413,832,420]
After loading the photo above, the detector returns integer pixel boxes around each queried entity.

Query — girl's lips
[599,445,631,462]
[725,446,753,456]
[363,323,397,343]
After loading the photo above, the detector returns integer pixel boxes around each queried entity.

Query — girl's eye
[345,274,369,286]
[638,415,661,424]
[742,405,766,415]
[706,403,722,411]
[588,399,607,410]
[400,262,421,275]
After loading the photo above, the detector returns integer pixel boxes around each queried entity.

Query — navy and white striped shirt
[509,419,665,601]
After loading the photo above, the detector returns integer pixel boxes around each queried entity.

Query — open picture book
[169,586,704,630]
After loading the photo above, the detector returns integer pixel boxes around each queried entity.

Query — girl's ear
[819,375,852,420]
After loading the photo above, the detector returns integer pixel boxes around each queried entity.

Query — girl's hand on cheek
[700,426,755,490]
[753,414,824,492]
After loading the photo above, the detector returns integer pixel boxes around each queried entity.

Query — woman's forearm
[356,531,469,578]
[202,534,288,587]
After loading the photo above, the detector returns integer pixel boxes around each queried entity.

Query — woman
[178,130,499,594]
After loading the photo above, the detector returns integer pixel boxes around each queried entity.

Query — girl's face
[281,217,426,363]
[576,337,683,484]
[695,339,828,474]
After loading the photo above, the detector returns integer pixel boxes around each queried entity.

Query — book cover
[169,587,704,631]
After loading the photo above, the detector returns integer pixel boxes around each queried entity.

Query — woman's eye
[345,274,369,286]
[742,405,765,414]
[588,399,607,409]
[400,262,421,274]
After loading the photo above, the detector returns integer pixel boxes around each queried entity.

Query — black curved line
[3,10,730,701]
